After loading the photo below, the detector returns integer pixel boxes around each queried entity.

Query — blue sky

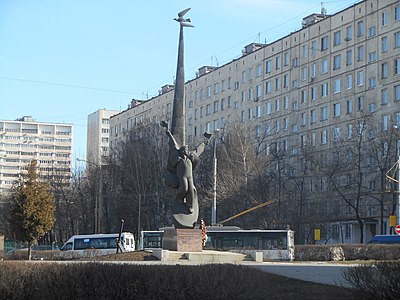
[0,0,359,160]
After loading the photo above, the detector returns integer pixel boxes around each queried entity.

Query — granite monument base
[162,227,202,252]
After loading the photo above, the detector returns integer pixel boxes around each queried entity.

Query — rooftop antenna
[321,2,327,15]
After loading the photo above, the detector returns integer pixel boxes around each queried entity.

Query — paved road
[249,261,355,288]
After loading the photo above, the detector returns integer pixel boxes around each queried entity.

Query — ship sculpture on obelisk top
[162,8,211,229]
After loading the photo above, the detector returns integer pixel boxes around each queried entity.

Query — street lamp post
[77,158,103,234]
[211,129,220,226]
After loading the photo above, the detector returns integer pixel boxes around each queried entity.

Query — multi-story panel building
[0,116,73,195]
[86,109,120,167]
[110,0,400,243]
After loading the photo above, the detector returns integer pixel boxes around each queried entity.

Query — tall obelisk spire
[171,8,194,147]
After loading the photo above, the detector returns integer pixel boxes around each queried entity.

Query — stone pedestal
[162,227,202,252]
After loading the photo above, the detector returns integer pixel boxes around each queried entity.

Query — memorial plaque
[162,227,202,252]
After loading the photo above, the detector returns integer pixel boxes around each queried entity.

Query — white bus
[60,232,135,256]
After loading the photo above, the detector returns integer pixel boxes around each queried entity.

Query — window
[206,104,211,115]
[334,30,341,46]
[358,96,364,111]
[357,45,364,61]
[248,87,253,100]
[291,101,298,111]
[265,81,272,94]
[241,71,246,83]
[321,106,328,120]
[333,54,341,70]
[357,70,364,86]
[292,57,298,68]
[368,77,376,89]
[357,20,364,36]
[395,85,400,101]
[302,44,307,58]
[321,59,328,74]
[368,51,376,63]
[256,105,262,118]
[346,25,352,41]
[283,117,288,129]
[347,74,353,89]
[382,115,389,131]
[213,101,219,113]
[221,98,225,110]
[301,67,307,81]
[283,74,289,88]
[283,96,289,109]
[241,90,246,102]
[310,109,316,123]
[381,63,388,78]
[213,82,219,94]
[311,63,316,78]
[382,36,388,52]
[333,103,341,117]
[284,52,289,66]
[266,102,271,115]
[249,67,253,81]
[346,99,353,114]
[266,60,272,73]
[275,120,280,133]
[334,127,341,141]
[396,5,400,21]
[321,36,329,51]
[395,59,400,75]
[368,26,376,37]
[347,124,353,139]
[221,80,226,91]
[301,89,307,103]
[207,86,211,97]
[301,112,306,126]
[381,11,388,27]
[346,50,353,65]
[333,79,341,93]
[275,77,280,91]
[256,64,262,77]
[311,40,317,57]
[321,130,327,144]
[395,32,400,48]
[256,84,262,98]
[368,103,377,113]
[381,88,388,104]
[321,82,328,97]
[276,55,281,69]
[311,86,316,101]
[275,98,280,112]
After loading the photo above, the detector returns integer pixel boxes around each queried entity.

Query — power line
[0,76,143,96]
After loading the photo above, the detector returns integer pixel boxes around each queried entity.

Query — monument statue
[162,8,210,229]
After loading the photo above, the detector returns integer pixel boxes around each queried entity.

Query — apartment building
[86,109,120,167]
[0,116,73,195]
[110,0,400,242]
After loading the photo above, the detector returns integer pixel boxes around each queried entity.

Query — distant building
[0,116,73,195]
[110,0,400,243]
[86,109,120,167]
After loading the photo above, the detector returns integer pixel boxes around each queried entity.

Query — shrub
[343,261,400,299]
[0,262,356,299]
[295,244,400,261]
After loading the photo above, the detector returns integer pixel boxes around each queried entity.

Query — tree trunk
[27,241,32,261]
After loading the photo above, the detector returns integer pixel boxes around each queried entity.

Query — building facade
[0,116,73,195]
[86,109,120,167]
[110,0,400,243]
